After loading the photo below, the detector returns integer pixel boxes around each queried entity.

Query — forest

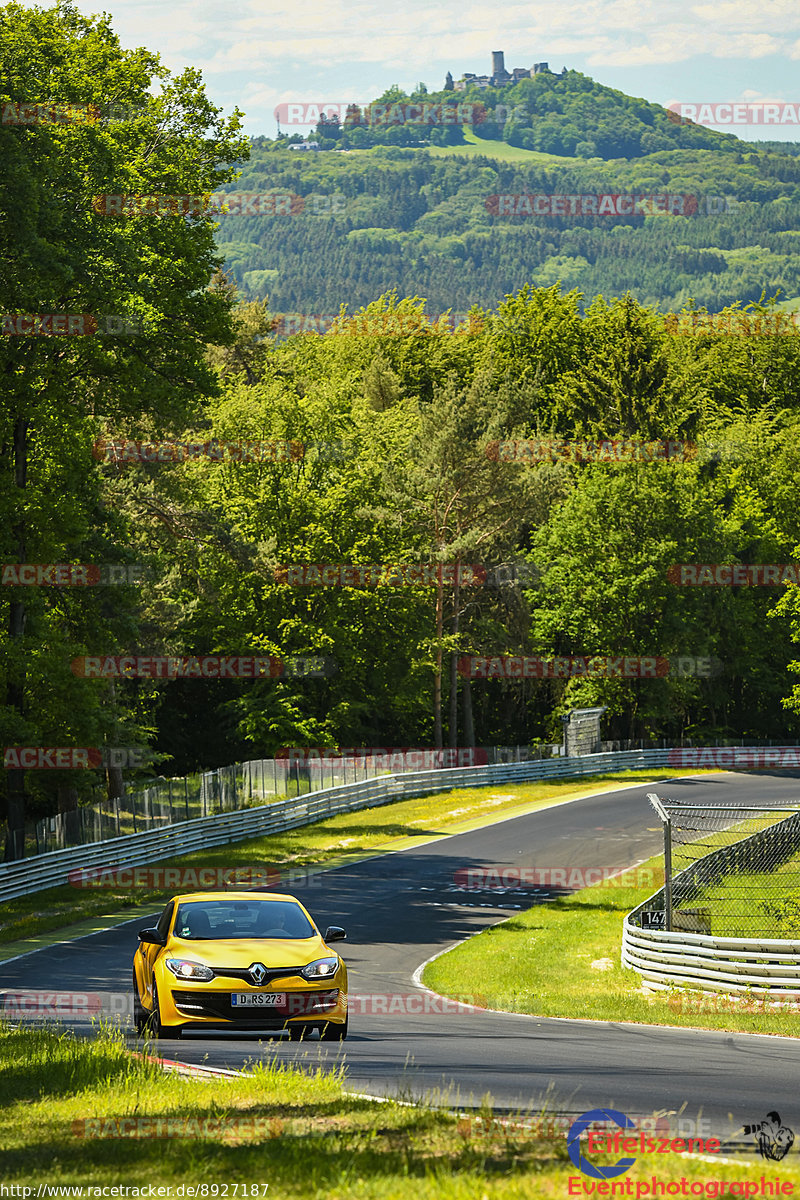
[218,140,800,315]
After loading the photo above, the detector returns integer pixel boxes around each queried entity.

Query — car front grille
[212,966,305,985]
[171,990,339,1021]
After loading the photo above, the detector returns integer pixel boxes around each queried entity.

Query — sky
[69,0,800,142]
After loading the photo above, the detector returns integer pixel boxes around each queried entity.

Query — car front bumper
[163,985,347,1028]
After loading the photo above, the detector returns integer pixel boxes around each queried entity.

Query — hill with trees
[301,71,738,159]
[216,131,800,314]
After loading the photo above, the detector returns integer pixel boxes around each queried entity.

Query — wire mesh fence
[645,796,800,938]
[8,737,793,862]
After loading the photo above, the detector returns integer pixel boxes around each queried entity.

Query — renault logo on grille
[249,963,267,985]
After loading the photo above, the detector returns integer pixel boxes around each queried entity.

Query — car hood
[164,935,331,970]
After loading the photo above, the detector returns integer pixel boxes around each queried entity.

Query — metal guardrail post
[648,792,672,931]
[664,815,673,932]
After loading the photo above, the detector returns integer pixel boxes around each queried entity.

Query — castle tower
[444,70,453,91]
[491,50,505,78]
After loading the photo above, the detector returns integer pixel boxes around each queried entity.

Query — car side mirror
[324,925,346,943]
[138,927,167,946]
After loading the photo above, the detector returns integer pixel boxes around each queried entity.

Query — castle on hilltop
[446,50,554,91]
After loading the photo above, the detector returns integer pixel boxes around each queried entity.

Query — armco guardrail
[622,924,800,996]
[20,745,567,857]
[622,806,800,994]
[0,747,671,903]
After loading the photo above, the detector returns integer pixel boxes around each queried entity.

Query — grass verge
[422,852,800,1038]
[0,1020,785,1197]
[0,770,696,948]
[425,130,578,164]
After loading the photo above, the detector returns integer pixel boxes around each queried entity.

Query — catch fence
[634,794,800,938]
[7,745,566,858]
[0,747,669,902]
[7,736,793,861]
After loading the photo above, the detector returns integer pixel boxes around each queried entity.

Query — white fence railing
[621,924,800,996]
[19,745,569,857]
[622,799,800,995]
[0,748,670,903]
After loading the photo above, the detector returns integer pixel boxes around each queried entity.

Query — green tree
[381,370,534,746]
[0,1,246,854]
[557,294,703,439]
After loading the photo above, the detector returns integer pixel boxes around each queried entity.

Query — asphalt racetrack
[3,771,800,1141]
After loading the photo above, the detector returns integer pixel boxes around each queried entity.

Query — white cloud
[692,0,800,29]
[68,0,800,133]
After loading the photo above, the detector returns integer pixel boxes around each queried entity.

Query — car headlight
[300,957,339,981]
[164,958,215,982]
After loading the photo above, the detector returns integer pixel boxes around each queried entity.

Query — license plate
[231,993,286,1007]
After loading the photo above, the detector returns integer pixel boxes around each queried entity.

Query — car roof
[169,891,302,903]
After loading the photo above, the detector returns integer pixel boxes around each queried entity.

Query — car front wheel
[320,1016,348,1041]
[151,984,181,1039]
[132,970,148,1036]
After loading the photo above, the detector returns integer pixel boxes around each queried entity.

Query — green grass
[0,771,696,948]
[0,1019,562,1196]
[0,1020,786,1196]
[422,853,800,1037]
[266,134,576,165]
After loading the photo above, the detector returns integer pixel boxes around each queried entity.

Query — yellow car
[132,891,348,1040]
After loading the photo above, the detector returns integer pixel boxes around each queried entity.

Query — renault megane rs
[132,891,348,1040]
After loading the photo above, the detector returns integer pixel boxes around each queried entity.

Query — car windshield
[173,900,315,940]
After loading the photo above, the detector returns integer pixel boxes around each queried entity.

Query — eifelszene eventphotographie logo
[567,1108,722,1181]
